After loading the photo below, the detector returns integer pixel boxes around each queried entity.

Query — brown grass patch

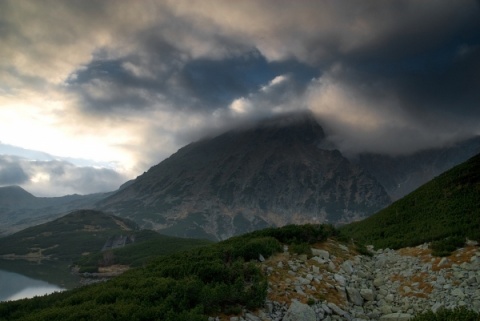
[262,239,351,308]
[397,245,478,272]
[390,271,433,299]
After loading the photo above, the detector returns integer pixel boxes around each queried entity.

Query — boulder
[283,300,316,321]
[347,287,364,306]
[342,260,355,274]
[360,288,375,301]
[312,249,330,260]
[334,274,346,286]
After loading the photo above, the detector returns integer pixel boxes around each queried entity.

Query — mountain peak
[0,185,36,206]
[253,111,325,144]
[99,111,389,240]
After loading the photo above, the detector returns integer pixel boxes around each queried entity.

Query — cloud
[306,60,480,155]
[0,0,479,197]
[0,157,29,185]
[0,155,127,197]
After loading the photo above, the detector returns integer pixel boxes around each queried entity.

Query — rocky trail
[211,240,480,321]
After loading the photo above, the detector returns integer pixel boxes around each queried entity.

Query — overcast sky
[1,0,479,196]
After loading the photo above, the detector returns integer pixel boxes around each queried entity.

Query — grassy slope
[340,154,480,249]
[0,210,138,261]
[75,230,212,269]
[0,224,334,321]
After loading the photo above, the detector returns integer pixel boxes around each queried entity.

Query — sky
[1,0,479,196]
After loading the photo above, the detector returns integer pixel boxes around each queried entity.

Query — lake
[0,259,80,302]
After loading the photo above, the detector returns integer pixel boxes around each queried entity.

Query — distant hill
[98,112,391,240]
[0,186,112,236]
[340,153,480,249]
[353,136,480,200]
[75,230,212,270]
[0,209,138,261]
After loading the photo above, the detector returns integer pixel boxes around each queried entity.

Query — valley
[0,114,479,320]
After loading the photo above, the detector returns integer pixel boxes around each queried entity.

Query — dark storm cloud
[2,0,480,190]
[67,59,158,113]
[178,52,276,108]
[68,48,319,115]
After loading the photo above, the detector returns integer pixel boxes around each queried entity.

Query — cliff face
[99,112,390,240]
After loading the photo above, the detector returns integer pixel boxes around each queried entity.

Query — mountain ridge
[99,112,391,239]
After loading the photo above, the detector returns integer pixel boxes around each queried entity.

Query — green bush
[288,242,312,257]
[430,236,465,257]
[78,266,98,273]
[0,224,335,320]
[249,224,336,244]
[411,307,480,321]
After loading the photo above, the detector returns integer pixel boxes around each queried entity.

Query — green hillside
[75,230,212,270]
[340,153,480,250]
[0,210,138,261]
[0,224,335,321]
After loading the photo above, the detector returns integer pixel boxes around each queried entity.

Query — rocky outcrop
[212,241,480,321]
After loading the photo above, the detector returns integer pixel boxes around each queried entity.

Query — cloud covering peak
[0,0,479,195]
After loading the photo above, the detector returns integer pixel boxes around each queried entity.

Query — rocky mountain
[3,112,480,240]
[0,186,112,236]
[99,112,391,240]
[352,136,480,200]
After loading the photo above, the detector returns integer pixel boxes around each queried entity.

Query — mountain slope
[353,136,480,200]
[340,153,480,249]
[0,209,138,261]
[99,112,390,240]
[0,186,113,236]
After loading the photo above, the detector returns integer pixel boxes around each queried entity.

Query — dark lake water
[0,259,79,302]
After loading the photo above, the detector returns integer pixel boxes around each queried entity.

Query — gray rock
[342,260,355,274]
[258,254,265,262]
[245,313,261,321]
[379,313,413,321]
[322,303,332,314]
[329,261,336,270]
[452,288,465,298]
[385,294,395,303]
[312,249,330,260]
[347,287,364,306]
[438,257,449,267]
[334,274,346,286]
[374,277,385,287]
[380,305,393,315]
[328,302,350,318]
[312,256,327,264]
[297,276,311,285]
[360,288,375,301]
[431,302,444,313]
[283,300,316,321]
